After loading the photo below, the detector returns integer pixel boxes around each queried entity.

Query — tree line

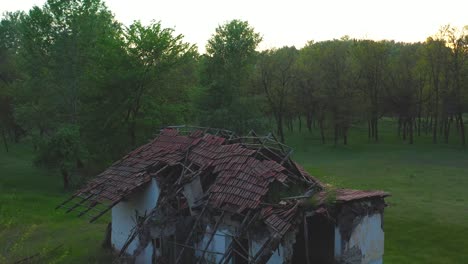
[0,0,467,188]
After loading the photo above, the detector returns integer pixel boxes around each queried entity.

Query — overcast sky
[1,0,467,52]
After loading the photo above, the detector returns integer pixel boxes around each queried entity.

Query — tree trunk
[277,113,285,143]
[129,119,136,147]
[368,120,371,139]
[402,120,407,141]
[417,100,422,137]
[433,83,439,143]
[440,117,444,135]
[428,115,432,136]
[2,127,8,153]
[319,119,325,144]
[61,168,70,190]
[343,127,348,145]
[334,124,339,146]
[306,113,312,132]
[374,118,379,141]
[298,116,302,132]
[458,113,466,147]
[409,119,414,144]
[444,116,452,144]
[398,117,402,138]
[423,115,428,135]
[14,125,21,143]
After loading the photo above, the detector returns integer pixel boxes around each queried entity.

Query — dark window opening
[308,214,335,263]
[233,236,249,264]
[292,214,335,264]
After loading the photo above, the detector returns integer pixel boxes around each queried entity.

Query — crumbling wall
[335,213,384,264]
[249,227,296,264]
[111,178,160,262]
[183,176,203,211]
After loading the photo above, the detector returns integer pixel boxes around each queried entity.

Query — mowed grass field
[287,119,468,263]
[0,143,112,263]
[1,119,467,263]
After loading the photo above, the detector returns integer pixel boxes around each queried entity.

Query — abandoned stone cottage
[59,126,389,264]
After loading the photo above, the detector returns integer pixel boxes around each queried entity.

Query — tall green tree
[258,47,298,142]
[14,0,128,186]
[386,43,426,144]
[199,19,263,133]
[424,37,451,144]
[318,39,360,145]
[295,41,328,141]
[123,21,198,146]
[438,25,468,146]
[0,12,24,151]
[353,40,390,141]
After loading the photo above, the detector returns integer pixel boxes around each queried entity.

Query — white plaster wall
[196,226,288,264]
[196,225,232,263]
[369,259,383,264]
[346,214,384,264]
[136,243,154,264]
[111,178,160,263]
[183,176,203,210]
[334,226,342,259]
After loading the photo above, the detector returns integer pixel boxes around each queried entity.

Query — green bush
[35,124,88,189]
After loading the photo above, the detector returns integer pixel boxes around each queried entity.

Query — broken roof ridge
[162,125,236,139]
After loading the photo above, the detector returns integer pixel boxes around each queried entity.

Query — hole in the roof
[200,170,217,192]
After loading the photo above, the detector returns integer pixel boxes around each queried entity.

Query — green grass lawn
[0,143,112,263]
[1,119,467,263]
[286,119,468,264]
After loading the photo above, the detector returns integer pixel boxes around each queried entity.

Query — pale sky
[1,0,467,52]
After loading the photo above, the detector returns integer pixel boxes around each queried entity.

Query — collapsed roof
[58,127,324,220]
[58,126,389,262]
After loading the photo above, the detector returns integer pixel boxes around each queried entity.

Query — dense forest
[0,0,467,189]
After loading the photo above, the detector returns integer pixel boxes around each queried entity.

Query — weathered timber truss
[58,126,389,263]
